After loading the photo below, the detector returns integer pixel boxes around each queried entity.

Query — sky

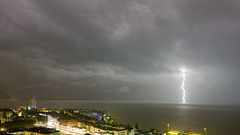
[0,0,240,105]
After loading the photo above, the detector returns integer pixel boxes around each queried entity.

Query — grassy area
[0,121,35,129]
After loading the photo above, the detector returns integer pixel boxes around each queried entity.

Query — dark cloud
[0,0,240,104]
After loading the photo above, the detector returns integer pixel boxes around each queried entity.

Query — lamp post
[203,128,207,135]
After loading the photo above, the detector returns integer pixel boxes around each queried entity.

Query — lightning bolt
[181,68,186,103]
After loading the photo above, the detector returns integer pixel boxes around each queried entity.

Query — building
[164,130,202,135]
[37,107,47,112]
[0,109,13,123]
[59,120,78,127]
[19,106,27,110]
[30,96,37,109]
[0,110,4,123]
[164,130,179,135]
[9,127,61,135]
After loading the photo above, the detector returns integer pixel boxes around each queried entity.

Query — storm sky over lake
[0,0,240,105]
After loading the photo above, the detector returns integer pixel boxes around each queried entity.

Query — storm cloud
[0,0,240,104]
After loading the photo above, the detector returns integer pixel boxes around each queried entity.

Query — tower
[30,96,36,109]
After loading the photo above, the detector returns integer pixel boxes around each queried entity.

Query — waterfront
[1,100,240,135]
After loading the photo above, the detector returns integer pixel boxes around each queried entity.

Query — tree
[135,123,139,130]
[150,128,158,133]
[126,125,133,130]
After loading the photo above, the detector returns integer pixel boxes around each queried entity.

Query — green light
[204,128,207,132]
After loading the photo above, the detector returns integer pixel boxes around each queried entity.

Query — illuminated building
[164,130,202,135]
[19,106,27,110]
[0,110,4,123]
[37,107,47,112]
[164,130,179,135]
[0,109,13,123]
[30,96,37,109]
[47,115,58,126]
[178,130,192,135]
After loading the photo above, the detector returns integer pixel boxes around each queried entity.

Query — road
[35,122,88,135]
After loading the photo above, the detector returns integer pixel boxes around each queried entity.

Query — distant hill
[0,91,11,99]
